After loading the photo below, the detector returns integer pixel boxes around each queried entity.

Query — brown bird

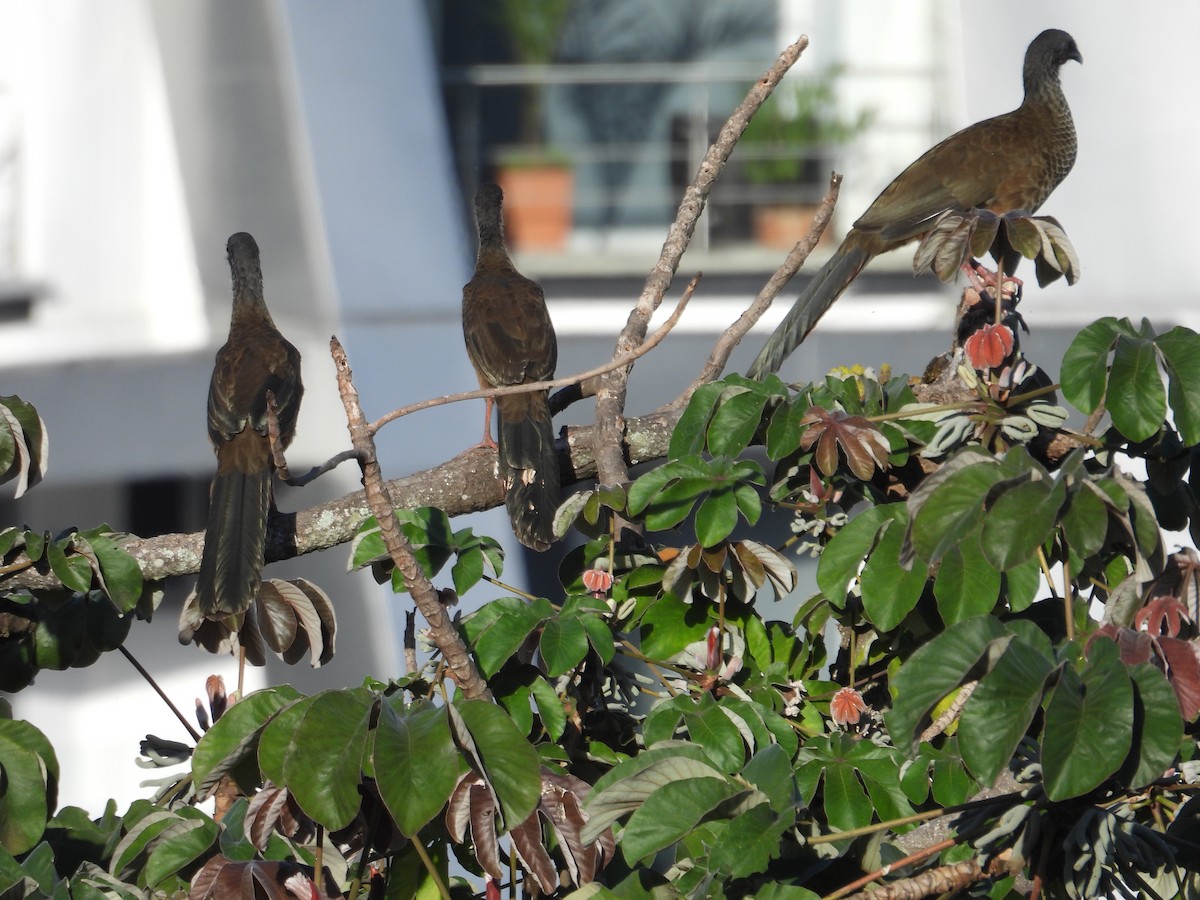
[195,232,303,620]
[462,183,560,550]
[748,28,1081,379]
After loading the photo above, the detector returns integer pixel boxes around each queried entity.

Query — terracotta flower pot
[494,165,573,252]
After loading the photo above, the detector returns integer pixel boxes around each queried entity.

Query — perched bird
[462,183,561,550]
[748,28,1082,379]
[195,233,303,621]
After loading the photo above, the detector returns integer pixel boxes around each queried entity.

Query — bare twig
[593,35,809,488]
[672,172,842,408]
[366,275,697,435]
[330,336,492,702]
[119,645,203,743]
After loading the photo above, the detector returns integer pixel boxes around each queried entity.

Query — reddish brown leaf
[510,811,559,894]
[245,785,315,850]
[1158,636,1200,721]
[800,407,890,480]
[1136,595,1191,638]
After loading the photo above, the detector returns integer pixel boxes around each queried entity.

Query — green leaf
[739,744,797,815]
[452,700,540,831]
[1060,318,1121,414]
[639,593,709,660]
[816,505,895,607]
[463,596,554,677]
[859,515,927,632]
[980,474,1063,570]
[707,389,768,458]
[1004,559,1042,613]
[142,807,218,889]
[46,539,92,594]
[530,676,567,741]
[0,719,58,853]
[1060,483,1109,558]
[258,688,375,830]
[373,700,463,837]
[540,614,590,677]
[959,637,1056,784]
[76,533,143,613]
[906,457,999,564]
[669,382,724,459]
[1123,664,1183,789]
[1108,334,1166,442]
[619,777,742,865]
[1157,327,1200,446]
[706,803,789,878]
[694,489,738,547]
[1042,640,1133,801]
[886,616,1009,751]
[934,539,1001,624]
[192,686,302,797]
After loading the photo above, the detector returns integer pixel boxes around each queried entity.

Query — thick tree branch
[0,408,681,594]
[592,35,809,487]
[330,336,492,701]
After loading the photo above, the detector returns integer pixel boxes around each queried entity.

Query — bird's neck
[475,221,518,273]
[1022,67,1070,119]
[230,280,275,328]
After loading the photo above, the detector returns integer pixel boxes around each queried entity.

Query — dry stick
[118,645,203,743]
[331,336,493,702]
[592,35,810,489]
[832,850,981,900]
[366,274,698,436]
[673,171,843,408]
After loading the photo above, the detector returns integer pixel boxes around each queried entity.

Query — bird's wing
[463,271,557,389]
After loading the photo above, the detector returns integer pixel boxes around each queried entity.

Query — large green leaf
[452,700,540,831]
[1107,333,1165,442]
[1156,327,1200,446]
[816,505,896,606]
[540,614,590,677]
[886,616,1009,751]
[192,686,302,797]
[639,593,710,660]
[1123,664,1183,789]
[1042,640,1133,800]
[258,688,375,830]
[905,450,998,565]
[859,514,927,631]
[1060,318,1121,414]
[373,700,463,837]
[0,719,58,854]
[694,488,738,547]
[669,382,725,459]
[934,538,1001,624]
[706,388,769,458]
[141,807,218,890]
[958,637,1056,784]
[706,802,790,878]
[463,596,554,677]
[980,468,1064,570]
[618,776,743,865]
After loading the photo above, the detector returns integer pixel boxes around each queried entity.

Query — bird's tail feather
[747,242,871,379]
[195,461,271,619]
[496,391,560,551]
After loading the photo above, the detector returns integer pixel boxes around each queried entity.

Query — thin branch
[366,274,697,435]
[330,335,492,702]
[672,171,842,409]
[119,645,203,743]
[593,35,810,488]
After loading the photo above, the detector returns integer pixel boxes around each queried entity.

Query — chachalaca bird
[195,232,303,621]
[462,183,561,550]
[747,28,1081,379]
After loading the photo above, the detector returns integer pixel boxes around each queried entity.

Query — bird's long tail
[746,240,872,379]
[496,390,560,551]
[195,429,272,619]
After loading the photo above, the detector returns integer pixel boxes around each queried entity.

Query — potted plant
[741,74,872,249]
[489,0,574,252]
